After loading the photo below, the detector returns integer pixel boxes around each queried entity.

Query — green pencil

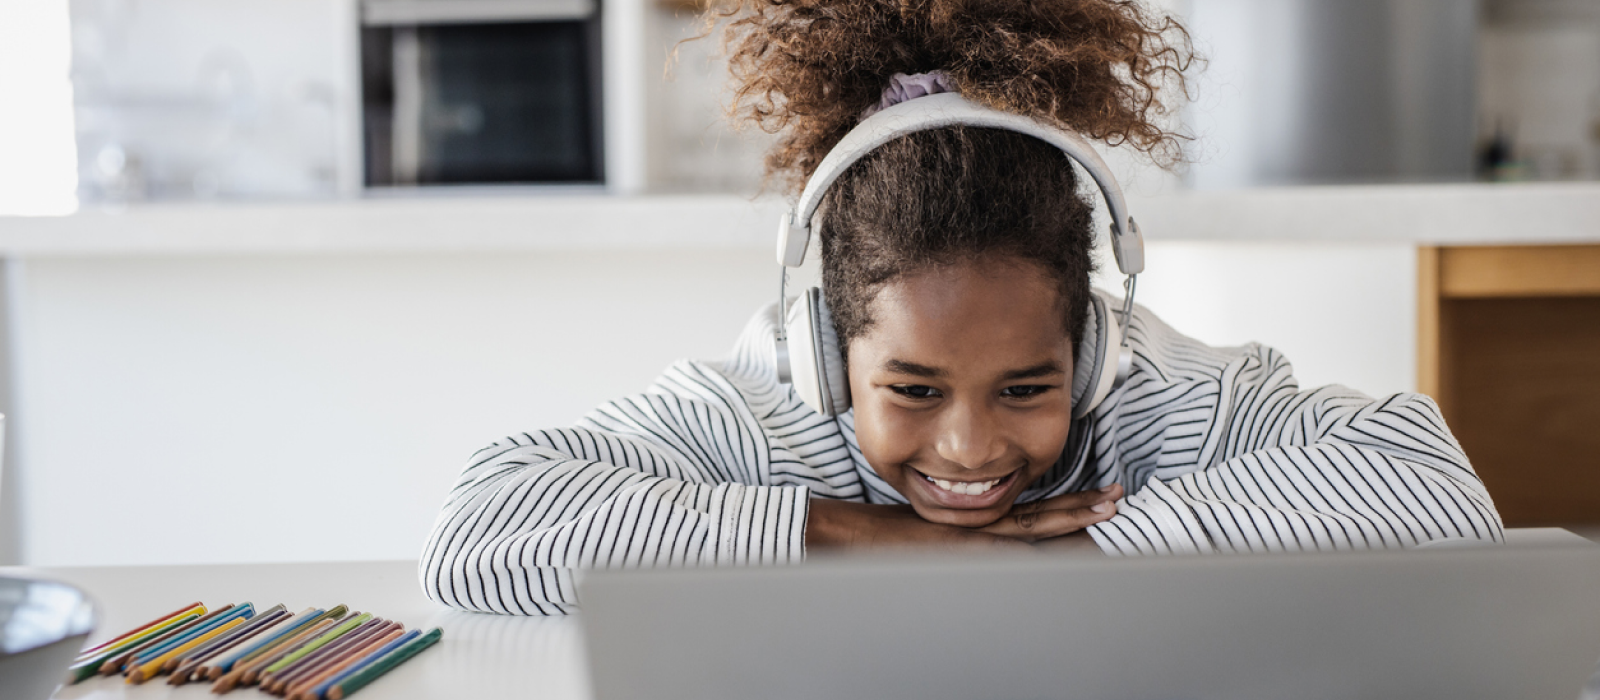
[326,628,441,700]
[262,612,373,675]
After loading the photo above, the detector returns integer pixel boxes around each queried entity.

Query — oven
[359,0,604,189]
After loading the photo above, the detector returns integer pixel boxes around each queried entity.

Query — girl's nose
[934,401,1006,471]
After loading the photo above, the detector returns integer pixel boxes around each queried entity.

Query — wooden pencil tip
[208,667,223,680]
[125,669,147,685]
[212,676,239,694]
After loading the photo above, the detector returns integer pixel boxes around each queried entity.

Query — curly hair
[704,0,1196,356]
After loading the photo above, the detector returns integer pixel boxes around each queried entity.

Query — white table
[5,561,590,700]
[18,529,1600,700]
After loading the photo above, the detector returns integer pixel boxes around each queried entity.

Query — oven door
[360,0,603,188]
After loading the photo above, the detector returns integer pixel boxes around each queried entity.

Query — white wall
[9,241,1416,567]
[0,0,77,216]
[13,250,773,566]
[1097,242,1416,399]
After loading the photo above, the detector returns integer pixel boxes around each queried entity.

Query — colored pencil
[237,617,344,686]
[286,627,404,700]
[171,604,286,671]
[264,618,387,692]
[98,605,234,674]
[67,611,202,683]
[203,607,321,679]
[170,607,290,685]
[162,603,272,672]
[216,604,346,681]
[215,617,338,693]
[127,616,249,684]
[125,603,250,671]
[270,620,396,694]
[308,630,419,700]
[325,628,441,700]
[262,612,372,678]
[75,601,204,659]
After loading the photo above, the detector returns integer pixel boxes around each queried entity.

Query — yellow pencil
[74,602,205,660]
[126,616,247,685]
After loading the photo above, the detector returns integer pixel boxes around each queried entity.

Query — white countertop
[0,183,1596,257]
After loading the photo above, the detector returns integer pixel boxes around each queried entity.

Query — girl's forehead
[856,261,1072,367]
[872,259,1065,326]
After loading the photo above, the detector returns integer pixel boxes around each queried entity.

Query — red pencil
[75,602,204,659]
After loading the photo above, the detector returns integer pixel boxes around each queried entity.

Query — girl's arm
[1086,307,1504,555]
[418,361,808,615]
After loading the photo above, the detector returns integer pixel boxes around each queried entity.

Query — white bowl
[0,575,96,700]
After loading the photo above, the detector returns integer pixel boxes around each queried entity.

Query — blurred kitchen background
[0,0,1596,567]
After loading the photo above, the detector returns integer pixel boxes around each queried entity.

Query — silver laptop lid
[581,544,1600,700]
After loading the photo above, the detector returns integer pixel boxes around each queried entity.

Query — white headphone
[772,91,1145,419]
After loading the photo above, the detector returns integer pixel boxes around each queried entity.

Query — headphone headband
[776,92,1145,277]
[771,90,1145,419]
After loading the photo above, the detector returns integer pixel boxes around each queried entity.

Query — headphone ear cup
[785,287,852,417]
[812,291,851,415]
[1072,293,1121,419]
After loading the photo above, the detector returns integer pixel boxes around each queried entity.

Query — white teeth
[927,476,1000,496]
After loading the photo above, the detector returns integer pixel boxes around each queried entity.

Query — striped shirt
[419,296,1503,615]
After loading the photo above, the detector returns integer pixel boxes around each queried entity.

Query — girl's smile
[909,467,1022,508]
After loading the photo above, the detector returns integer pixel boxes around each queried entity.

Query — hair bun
[712,0,1197,192]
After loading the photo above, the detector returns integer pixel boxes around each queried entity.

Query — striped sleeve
[418,361,809,616]
[1087,305,1503,556]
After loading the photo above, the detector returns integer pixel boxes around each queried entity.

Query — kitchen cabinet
[1418,244,1600,526]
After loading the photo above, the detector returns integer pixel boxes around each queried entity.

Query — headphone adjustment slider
[777,212,810,268]
[1110,217,1145,276]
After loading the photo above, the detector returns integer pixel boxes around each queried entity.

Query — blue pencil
[308,629,420,700]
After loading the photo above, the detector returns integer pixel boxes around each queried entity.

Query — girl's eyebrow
[883,359,944,377]
[882,360,1063,380]
[1000,362,1065,380]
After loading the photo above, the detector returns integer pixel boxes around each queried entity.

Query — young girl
[420,0,1502,615]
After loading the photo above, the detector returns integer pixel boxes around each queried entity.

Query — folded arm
[1088,317,1503,555]
[419,363,808,615]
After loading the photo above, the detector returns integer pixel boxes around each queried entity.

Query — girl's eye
[1002,385,1051,399]
[890,385,942,399]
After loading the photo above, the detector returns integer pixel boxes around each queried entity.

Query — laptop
[580,533,1600,700]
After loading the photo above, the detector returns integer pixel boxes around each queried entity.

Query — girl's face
[846,258,1075,528]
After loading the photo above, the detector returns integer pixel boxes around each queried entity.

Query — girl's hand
[805,499,1031,551]
[974,483,1123,542]
[804,483,1121,551]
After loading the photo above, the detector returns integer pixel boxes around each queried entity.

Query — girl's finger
[977,500,1118,542]
[1024,482,1123,512]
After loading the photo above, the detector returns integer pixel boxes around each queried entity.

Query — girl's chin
[910,502,1013,528]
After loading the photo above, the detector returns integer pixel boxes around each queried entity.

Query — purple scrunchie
[861,71,954,119]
